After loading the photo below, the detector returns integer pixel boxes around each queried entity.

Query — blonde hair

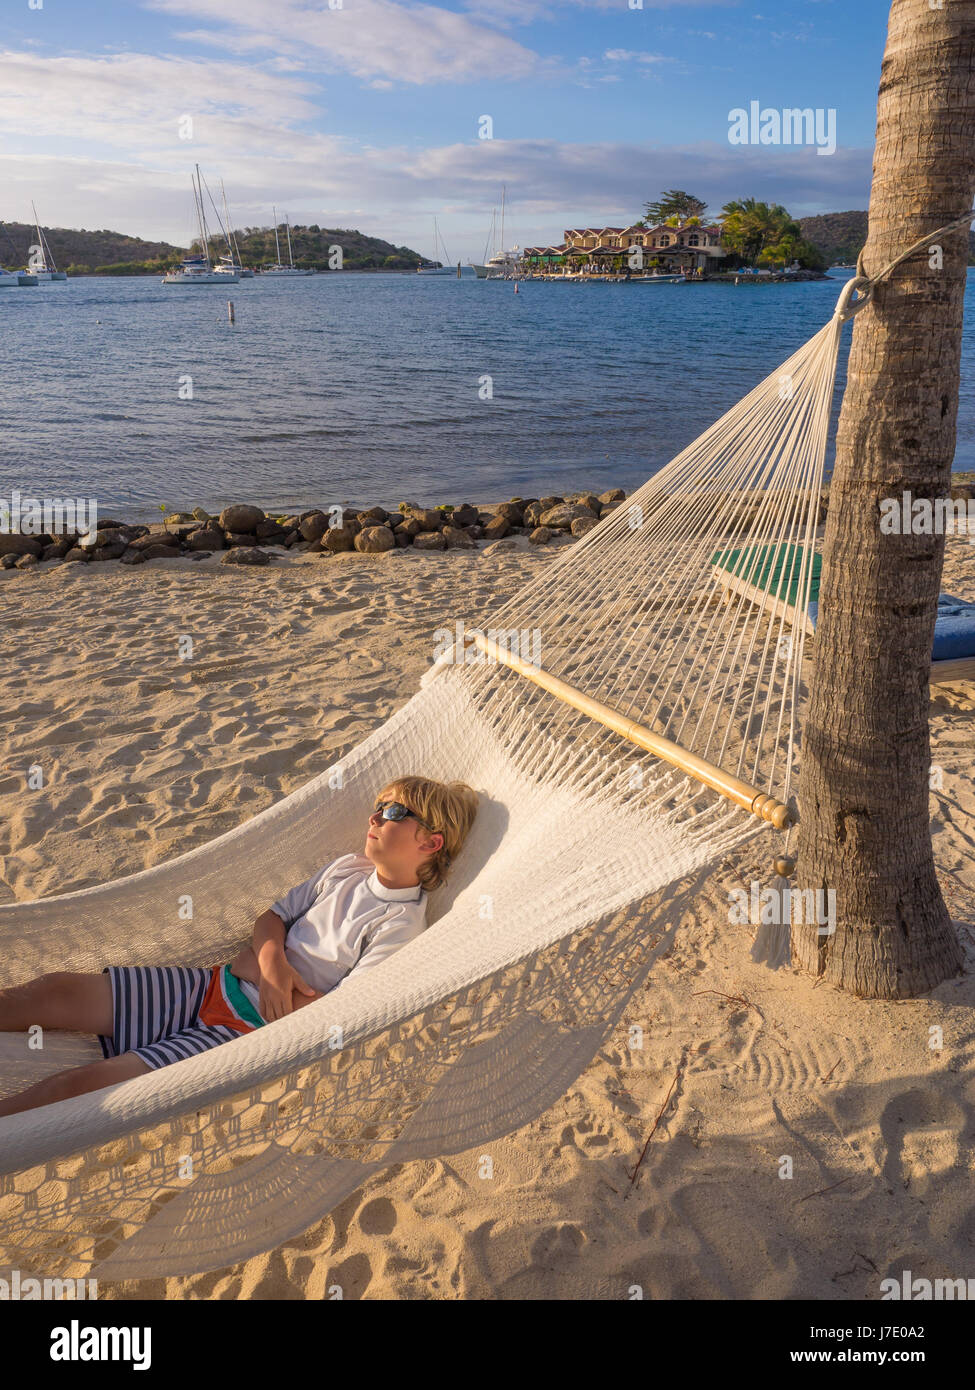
[374,776,479,892]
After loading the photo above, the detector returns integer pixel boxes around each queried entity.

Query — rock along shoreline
[0,492,630,573]
[3,477,974,574]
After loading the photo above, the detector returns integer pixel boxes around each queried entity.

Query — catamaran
[262,209,314,276]
[163,167,238,284]
[26,205,67,281]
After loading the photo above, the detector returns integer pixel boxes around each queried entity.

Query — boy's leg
[0,972,113,1036]
[0,1053,151,1119]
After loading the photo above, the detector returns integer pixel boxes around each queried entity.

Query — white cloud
[147,0,547,84]
[462,0,738,22]
[604,49,671,64]
[0,48,321,157]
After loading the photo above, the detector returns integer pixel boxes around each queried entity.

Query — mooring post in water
[227,300,235,325]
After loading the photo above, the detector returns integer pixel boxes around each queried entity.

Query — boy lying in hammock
[0,776,479,1119]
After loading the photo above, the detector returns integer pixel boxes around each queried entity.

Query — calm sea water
[1,269,973,522]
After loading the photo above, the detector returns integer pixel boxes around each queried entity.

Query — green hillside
[0,221,181,275]
[799,210,975,266]
[0,220,425,274]
[215,224,424,271]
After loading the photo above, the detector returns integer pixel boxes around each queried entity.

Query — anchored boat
[25,204,67,281]
[163,167,238,284]
[262,208,314,275]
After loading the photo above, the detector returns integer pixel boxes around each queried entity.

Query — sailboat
[470,208,495,279]
[213,180,254,279]
[26,205,67,281]
[163,167,238,284]
[25,204,66,280]
[261,209,314,276]
[417,216,456,275]
[0,266,24,289]
[484,186,520,278]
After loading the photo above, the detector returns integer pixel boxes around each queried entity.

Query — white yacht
[26,204,67,281]
[0,266,23,289]
[478,187,521,278]
[485,248,521,278]
[262,209,314,275]
[163,167,238,284]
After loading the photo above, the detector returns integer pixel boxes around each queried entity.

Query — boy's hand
[258,956,318,1022]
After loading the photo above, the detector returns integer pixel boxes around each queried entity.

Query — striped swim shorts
[98,964,266,1072]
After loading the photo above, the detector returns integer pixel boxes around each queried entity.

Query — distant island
[0,221,425,275]
[798,210,975,266]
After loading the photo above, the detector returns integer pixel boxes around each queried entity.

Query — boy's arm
[232,909,318,1021]
[254,908,288,969]
[229,909,286,984]
[230,858,339,983]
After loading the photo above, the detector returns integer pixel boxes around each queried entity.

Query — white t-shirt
[236,852,428,1014]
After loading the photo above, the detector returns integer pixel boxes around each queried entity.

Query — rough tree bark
[794,0,975,997]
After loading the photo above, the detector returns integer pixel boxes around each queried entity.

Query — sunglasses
[371,799,450,866]
[373,799,432,830]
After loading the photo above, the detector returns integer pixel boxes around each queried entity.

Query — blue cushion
[808,593,975,662]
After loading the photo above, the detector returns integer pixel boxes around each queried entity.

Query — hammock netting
[0,291,853,1280]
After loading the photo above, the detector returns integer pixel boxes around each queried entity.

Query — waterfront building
[520,221,727,278]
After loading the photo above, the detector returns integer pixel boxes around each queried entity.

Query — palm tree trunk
[794,0,975,997]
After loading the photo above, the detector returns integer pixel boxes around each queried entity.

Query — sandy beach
[1,534,973,1300]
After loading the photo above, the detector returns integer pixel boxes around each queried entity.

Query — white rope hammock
[0,245,950,1279]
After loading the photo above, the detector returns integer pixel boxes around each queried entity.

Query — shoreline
[5,476,975,556]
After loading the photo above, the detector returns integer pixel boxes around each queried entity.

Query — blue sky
[1,0,894,259]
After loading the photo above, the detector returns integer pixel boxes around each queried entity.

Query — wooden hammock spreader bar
[464,631,797,831]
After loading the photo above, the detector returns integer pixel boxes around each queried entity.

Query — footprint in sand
[358,1196,397,1236]
[879,1087,964,1194]
[723,1022,867,1092]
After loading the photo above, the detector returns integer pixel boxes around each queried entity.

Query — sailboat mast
[193,165,209,266]
[273,206,281,265]
[482,209,495,266]
[500,185,506,256]
[285,214,294,268]
[31,201,45,270]
[220,180,237,265]
[434,215,452,268]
